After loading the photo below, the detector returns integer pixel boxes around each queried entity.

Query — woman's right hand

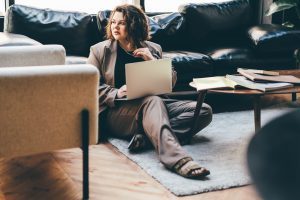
[117,85,127,98]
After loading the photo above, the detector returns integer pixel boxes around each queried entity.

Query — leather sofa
[3,1,300,91]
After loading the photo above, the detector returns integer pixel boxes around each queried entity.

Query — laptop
[117,58,172,100]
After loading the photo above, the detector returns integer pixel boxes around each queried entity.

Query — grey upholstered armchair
[0,44,99,199]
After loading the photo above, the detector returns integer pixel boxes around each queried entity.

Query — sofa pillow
[0,32,42,46]
[96,10,111,41]
[149,12,186,50]
[5,4,94,56]
[247,24,300,53]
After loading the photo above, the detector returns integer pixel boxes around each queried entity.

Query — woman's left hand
[133,48,156,61]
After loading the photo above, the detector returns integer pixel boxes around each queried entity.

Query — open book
[190,75,294,92]
[190,76,237,91]
[238,68,300,84]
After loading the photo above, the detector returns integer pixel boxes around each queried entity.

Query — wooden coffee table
[205,69,300,132]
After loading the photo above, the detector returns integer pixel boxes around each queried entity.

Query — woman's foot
[173,157,210,179]
[127,134,151,152]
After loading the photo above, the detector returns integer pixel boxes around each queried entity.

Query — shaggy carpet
[109,101,299,196]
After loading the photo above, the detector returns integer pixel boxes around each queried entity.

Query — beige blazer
[87,39,177,113]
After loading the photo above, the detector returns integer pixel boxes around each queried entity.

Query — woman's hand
[117,85,127,98]
[133,48,155,61]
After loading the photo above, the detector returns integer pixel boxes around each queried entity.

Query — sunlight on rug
[109,101,299,196]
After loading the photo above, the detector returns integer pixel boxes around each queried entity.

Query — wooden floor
[0,94,294,200]
[0,143,262,200]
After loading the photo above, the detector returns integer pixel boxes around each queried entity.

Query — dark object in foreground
[247,109,300,200]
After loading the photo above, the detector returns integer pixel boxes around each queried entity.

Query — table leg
[292,92,297,101]
[191,90,207,133]
[253,95,261,133]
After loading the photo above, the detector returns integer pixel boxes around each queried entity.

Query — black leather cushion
[149,12,186,50]
[96,10,111,41]
[248,24,300,53]
[207,48,254,75]
[178,0,253,45]
[208,47,297,75]
[96,11,186,50]
[208,48,254,65]
[5,4,94,56]
[163,51,213,91]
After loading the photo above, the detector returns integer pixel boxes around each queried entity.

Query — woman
[87,4,212,179]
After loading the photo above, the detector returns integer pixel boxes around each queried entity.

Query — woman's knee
[186,101,212,121]
[199,103,213,126]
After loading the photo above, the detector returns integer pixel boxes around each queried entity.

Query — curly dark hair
[106,4,150,47]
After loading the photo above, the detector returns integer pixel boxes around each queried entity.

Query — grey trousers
[105,96,212,169]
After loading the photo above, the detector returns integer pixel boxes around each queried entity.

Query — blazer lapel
[102,40,117,86]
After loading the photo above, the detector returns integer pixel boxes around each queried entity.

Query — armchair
[0,45,99,199]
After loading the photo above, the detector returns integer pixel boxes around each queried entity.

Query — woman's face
[110,11,128,42]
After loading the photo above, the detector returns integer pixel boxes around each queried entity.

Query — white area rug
[109,101,299,196]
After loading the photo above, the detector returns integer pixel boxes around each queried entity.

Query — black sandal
[173,157,210,179]
[128,134,151,152]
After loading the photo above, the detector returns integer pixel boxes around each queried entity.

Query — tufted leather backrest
[178,0,254,50]
[4,4,99,57]
[97,1,255,51]
[97,10,186,50]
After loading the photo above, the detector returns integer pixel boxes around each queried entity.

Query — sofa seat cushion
[207,48,254,75]
[5,4,94,57]
[248,24,300,53]
[163,51,213,91]
[0,32,42,46]
[66,56,87,64]
[208,47,297,75]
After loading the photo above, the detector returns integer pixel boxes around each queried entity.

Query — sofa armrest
[247,24,300,53]
[0,45,66,67]
[0,64,99,158]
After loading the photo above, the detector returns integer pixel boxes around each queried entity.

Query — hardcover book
[238,69,300,84]
[225,75,293,92]
[190,75,294,92]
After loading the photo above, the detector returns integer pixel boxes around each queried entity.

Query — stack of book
[190,68,300,92]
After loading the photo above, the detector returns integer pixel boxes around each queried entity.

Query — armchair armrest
[0,45,66,67]
[0,64,99,158]
[0,32,42,46]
